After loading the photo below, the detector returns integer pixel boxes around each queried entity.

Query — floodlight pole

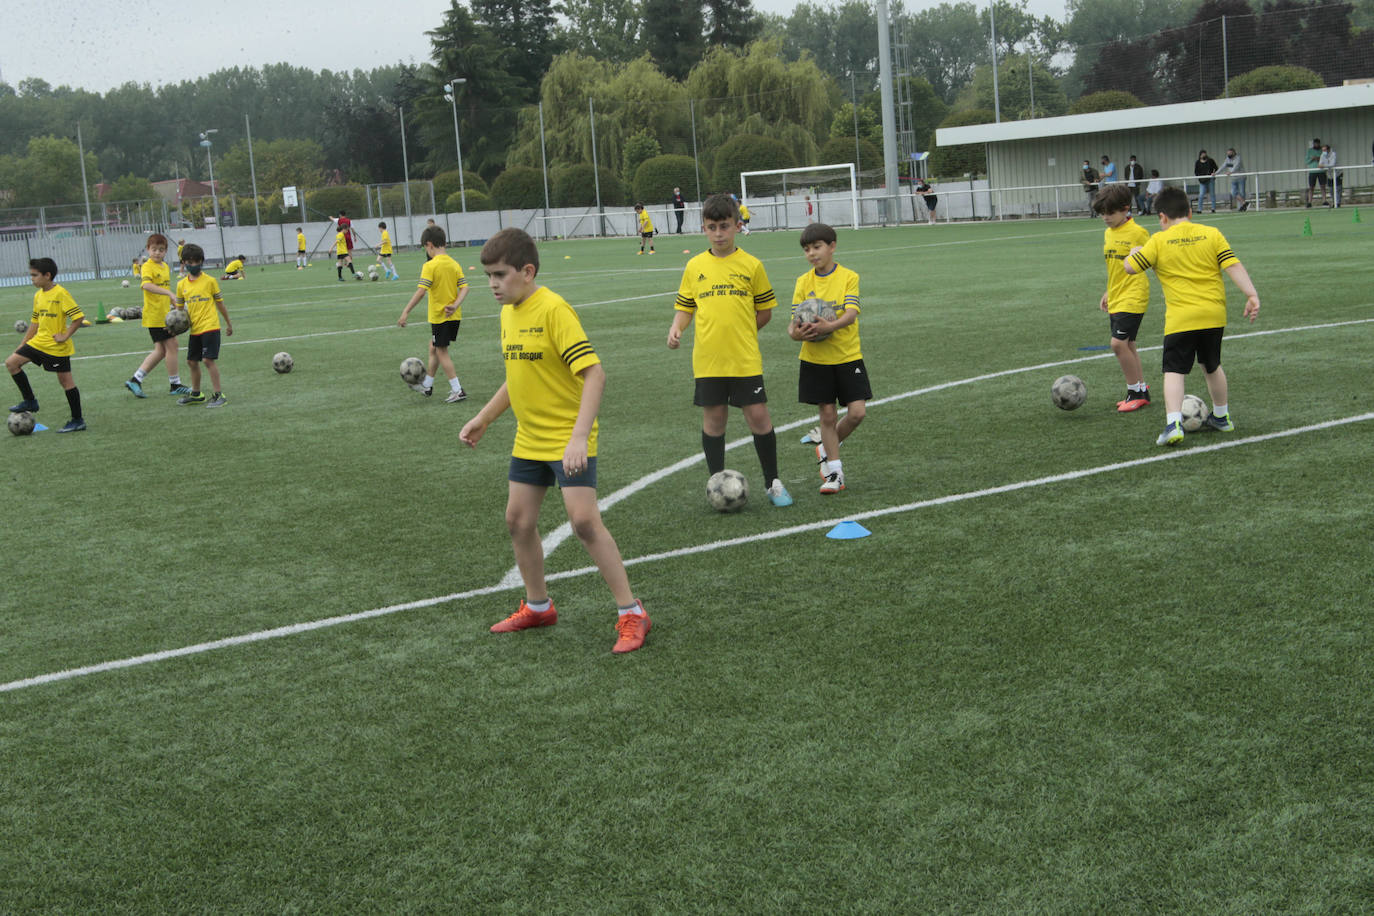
[76,122,102,280]
[246,114,263,262]
[199,129,227,261]
[989,0,1001,123]
[444,77,468,213]
[876,0,900,221]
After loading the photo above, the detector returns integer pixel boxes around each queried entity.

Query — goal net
[740,164,859,232]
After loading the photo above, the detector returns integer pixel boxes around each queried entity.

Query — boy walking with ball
[788,222,869,494]
[396,225,468,402]
[1091,185,1152,412]
[1124,187,1260,446]
[124,232,190,398]
[175,243,233,408]
[667,193,792,506]
[460,228,650,654]
[6,257,87,432]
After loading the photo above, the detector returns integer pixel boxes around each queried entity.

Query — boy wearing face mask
[175,243,234,408]
[1079,160,1100,214]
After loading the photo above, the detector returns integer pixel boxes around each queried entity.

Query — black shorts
[1109,311,1145,342]
[695,375,767,407]
[188,330,222,362]
[641,232,654,240]
[148,326,174,343]
[922,195,938,210]
[337,252,349,261]
[431,320,461,348]
[1308,172,1328,188]
[508,456,597,489]
[1161,327,1223,375]
[15,343,71,373]
[798,359,873,406]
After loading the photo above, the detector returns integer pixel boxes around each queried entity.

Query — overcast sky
[0,0,1069,95]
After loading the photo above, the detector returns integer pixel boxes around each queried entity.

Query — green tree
[706,0,762,48]
[1221,65,1324,98]
[1067,89,1146,113]
[104,173,157,202]
[903,2,988,104]
[559,0,644,62]
[712,134,794,189]
[642,0,707,80]
[632,154,699,204]
[553,163,626,206]
[1,136,101,206]
[959,54,1068,119]
[216,138,328,197]
[819,136,882,173]
[434,169,489,201]
[776,1,879,82]
[491,166,549,208]
[622,129,662,181]
[928,109,993,178]
[471,0,562,101]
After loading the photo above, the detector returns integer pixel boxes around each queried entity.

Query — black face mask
[186,264,203,276]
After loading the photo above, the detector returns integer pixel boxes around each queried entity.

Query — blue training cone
[32,422,48,432]
[827,520,871,540]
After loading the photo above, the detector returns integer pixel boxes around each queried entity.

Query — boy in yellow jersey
[633,203,655,255]
[376,221,399,279]
[176,239,186,277]
[667,193,791,506]
[6,257,87,432]
[221,254,246,280]
[1124,187,1260,446]
[460,228,650,654]
[124,233,190,398]
[736,196,752,234]
[396,225,468,402]
[174,243,234,408]
[788,223,868,494]
[334,229,355,282]
[296,228,308,269]
[1091,185,1152,412]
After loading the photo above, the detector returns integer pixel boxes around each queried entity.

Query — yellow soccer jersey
[140,258,173,328]
[177,273,224,335]
[28,284,84,357]
[176,243,184,261]
[637,210,654,234]
[675,248,776,378]
[739,204,751,220]
[501,286,602,461]
[792,264,862,365]
[1103,218,1150,315]
[335,232,348,256]
[418,252,467,324]
[296,231,307,253]
[224,259,243,274]
[380,229,393,255]
[1127,221,1237,334]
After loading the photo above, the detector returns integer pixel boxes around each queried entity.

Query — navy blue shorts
[508,456,597,489]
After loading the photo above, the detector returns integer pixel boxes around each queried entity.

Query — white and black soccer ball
[706,469,749,513]
[14,320,28,334]
[121,279,130,288]
[355,271,365,280]
[791,296,838,341]
[273,351,294,374]
[1181,394,1209,432]
[368,267,379,281]
[8,410,36,436]
[164,308,191,336]
[1052,374,1086,410]
[400,357,426,385]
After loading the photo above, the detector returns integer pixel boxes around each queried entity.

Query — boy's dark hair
[339,210,348,217]
[480,228,540,275]
[378,221,387,229]
[701,193,739,223]
[29,257,57,280]
[146,232,169,248]
[1150,169,1160,177]
[237,254,246,261]
[800,222,837,247]
[420,225,447,248]
[634,202,643,210]
[296,227,302,232]
[1154,187,1191,219]
[1091,184,1132,215]
[181,243,206,262]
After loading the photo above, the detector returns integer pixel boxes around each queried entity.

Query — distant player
[667,193,791,506]
[6,257,87,432]
[915,179,937,224]
[334,228,354,282]
[296,228,308,269]
[124,233,189,398]
[737,197,752,234]
[788,223,868,494]
[176,239,186,277]
[175,243,233,408]
[376,221,399,279]
[634,203,655,255]
[1124,187,1260,446]
[221,254,246,280]
[460,228,650,654]
[1091,185,1152,412]
[396,225,469,403]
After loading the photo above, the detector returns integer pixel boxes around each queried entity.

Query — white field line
[5,410,1371,694]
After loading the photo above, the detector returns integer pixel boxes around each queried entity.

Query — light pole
[443,78,468,213]
[199,129,227,261]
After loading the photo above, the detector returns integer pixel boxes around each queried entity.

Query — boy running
[377,222,399,279]
[397,225,468,402]
[6,257,87,432]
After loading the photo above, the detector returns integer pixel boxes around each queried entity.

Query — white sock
[422,375,434,389]
[527,598,551,613]
[829,459,843,475]
[133,368,147,382]
[169,374,181,385]
[618,600,644,616]
[1212,402,1227,416]
[450,377,462,393]
[1167,411,1183,424]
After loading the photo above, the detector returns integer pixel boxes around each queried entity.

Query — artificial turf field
[2,210,1371,912]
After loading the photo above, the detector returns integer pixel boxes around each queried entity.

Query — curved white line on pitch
[5,410,1370,694]
[501,316,1374,587]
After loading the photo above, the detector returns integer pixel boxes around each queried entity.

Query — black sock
[702,431,726,475]
[753,429,779,484]
[65,386,82,420]
[337,265,343,278]
[12,369,35,401]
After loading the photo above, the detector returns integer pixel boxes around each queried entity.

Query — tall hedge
[434,169,489,202]
[445,189,494,212]
[1221,65,1324,99]
[632,155,699,205]
[1067,90,1145,115]
[711,135,795,192]
[927,110,993,179]
[305,185,367,218]
[552,164,626,208]
[818,136,882,174]
[491,166,547,209]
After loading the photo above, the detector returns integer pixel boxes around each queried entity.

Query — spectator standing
[1080,160,1100,213]
[1319,144,1339,207]
[671,187,687,233]
[1305,138,1327,207]
[1124,155,1146,213]
[1144,170,1164,215]
[1194,150,1218,213]
[1100,155,1117,184]
[1219,148,1246,210]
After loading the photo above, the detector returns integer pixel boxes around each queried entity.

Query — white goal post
[740,163,859,231]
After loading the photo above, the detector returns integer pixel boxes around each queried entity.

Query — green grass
[2,211,1371,912]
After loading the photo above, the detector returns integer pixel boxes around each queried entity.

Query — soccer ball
[121,279,130,288]
[354,271,365,280]
[368,267,379,281]
[164,308,190,335]
[706,469,749,513]
[273,351,294,374]
[400,357,426,385]
[14,320,27,334]
[1181,394,1209,432]
[8,411,35,436]
[1052,374,1086,410]
[791,296,838,341]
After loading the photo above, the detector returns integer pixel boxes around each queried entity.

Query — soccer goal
[740,163,859,231]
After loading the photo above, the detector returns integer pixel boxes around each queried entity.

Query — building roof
[937,83,1374,147]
